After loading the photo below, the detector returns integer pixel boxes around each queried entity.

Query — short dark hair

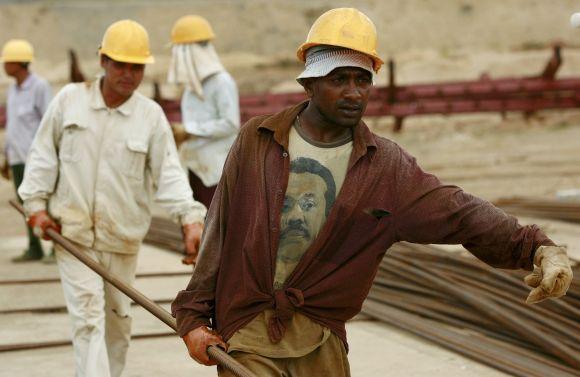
[290,157,336,216]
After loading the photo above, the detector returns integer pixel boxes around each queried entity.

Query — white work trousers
[55,244,138,377]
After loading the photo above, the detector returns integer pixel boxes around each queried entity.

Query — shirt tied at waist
[267,288,304,343]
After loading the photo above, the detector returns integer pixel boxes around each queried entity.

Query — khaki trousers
[55,244,138,377]
[218,333,350,377]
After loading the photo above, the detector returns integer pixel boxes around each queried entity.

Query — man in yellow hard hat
[1,39,53,263]
[172,8,573,376]
[167,15,240,249]
[18,20,207,377]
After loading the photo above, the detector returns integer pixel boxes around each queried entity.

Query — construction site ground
[1,109,580,376]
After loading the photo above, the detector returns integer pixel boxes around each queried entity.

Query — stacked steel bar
[494,197,580,223]
[143,216,184,253]
[144,219,580,376]
[364,242,580,377]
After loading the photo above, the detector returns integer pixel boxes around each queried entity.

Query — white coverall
[19,79,206,377]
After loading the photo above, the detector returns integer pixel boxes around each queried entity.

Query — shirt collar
[89,77,138,116]
[258,100,377,168]
[18,73,36,90]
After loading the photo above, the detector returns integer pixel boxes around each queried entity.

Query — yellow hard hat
[297,8,383,72]
[1,39,34,63]
[99,19,154,64]
[171,15,215,44]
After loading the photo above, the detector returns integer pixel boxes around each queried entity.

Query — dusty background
[1,1,580,376]
[2,0,580,97]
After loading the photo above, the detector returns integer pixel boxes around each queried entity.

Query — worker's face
[3,62,23,77]
[100,56,144,98]
[304,66,372,128]
[279,172,327,259]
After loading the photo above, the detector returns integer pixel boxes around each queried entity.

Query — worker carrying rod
[18,20,207,377]
[172,8,573,376]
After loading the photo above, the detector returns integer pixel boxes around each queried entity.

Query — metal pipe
[9,200,256,377]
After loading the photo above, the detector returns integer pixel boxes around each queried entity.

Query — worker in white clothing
[168,16,240,251]
[1,39,53,263]
[18,20,206,377]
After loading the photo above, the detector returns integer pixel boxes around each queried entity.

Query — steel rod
[9,200,256,377]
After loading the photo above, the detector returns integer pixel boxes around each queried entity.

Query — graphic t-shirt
[226,118,353,358]
[274,121,353,288]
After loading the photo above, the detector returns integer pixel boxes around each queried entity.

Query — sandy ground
[0,239,509,377]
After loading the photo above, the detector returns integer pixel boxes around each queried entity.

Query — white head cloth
[296,45,374,81]
[167,42,224,99]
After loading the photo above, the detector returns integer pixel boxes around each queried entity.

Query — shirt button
[282,152,288,158]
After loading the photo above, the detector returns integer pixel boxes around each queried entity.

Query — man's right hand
[182,326,228,366]
[0,161,9,180]
[27,210,61,240]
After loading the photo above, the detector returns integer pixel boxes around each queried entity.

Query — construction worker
[167,15,240,222]
[18,20,206,377]
[1,39,53,263]
[172,8,573,376]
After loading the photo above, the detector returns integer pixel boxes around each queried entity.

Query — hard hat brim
[99,50,154,65]
[0,56,33,63]
[170,35,215,45]
[297,42,383,73]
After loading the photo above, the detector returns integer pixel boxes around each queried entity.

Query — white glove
[525,245,573,304]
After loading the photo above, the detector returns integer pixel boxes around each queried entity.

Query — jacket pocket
[123,140,148,180]
[59,123,84,163]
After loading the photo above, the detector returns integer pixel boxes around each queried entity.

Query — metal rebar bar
[9,200,256,377]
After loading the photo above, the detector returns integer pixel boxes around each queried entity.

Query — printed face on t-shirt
[279,171,327,259]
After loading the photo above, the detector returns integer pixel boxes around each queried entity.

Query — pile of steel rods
[494,197,580,223]
[364,242,580,377]
[143,217,580,376]
[143,216,185,252]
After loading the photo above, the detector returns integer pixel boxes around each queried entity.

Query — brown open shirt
[171,101,554,347]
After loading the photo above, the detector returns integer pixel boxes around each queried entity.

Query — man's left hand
[182,222,204,265]
[525,245,573,304]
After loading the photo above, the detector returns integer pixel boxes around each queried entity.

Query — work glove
[27,210,61,240]
[525,245,573,304]
[182,326,228,366]
[171,123,189,148]
[182,222,203,265]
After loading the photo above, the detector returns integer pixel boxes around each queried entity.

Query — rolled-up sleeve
[148,112,207,225]
[394,149,554,270]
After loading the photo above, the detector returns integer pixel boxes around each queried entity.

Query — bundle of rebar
[144,217,580,376]
[494,196,580,224]
[143,216,185,253]
[364,242,580,377]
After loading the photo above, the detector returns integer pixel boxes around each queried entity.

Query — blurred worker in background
[1,39,53,263]
[18,20,207,377]
[168,15,240,235]
[172,8,573,376]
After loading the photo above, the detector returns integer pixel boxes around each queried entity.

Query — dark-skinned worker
[172,8,573,376]
[1,39,53,263]
[167,15,240,245]
[18,20,206,377]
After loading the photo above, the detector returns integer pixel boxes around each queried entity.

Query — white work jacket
[179,71,240,187]
[19,79,206,254]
